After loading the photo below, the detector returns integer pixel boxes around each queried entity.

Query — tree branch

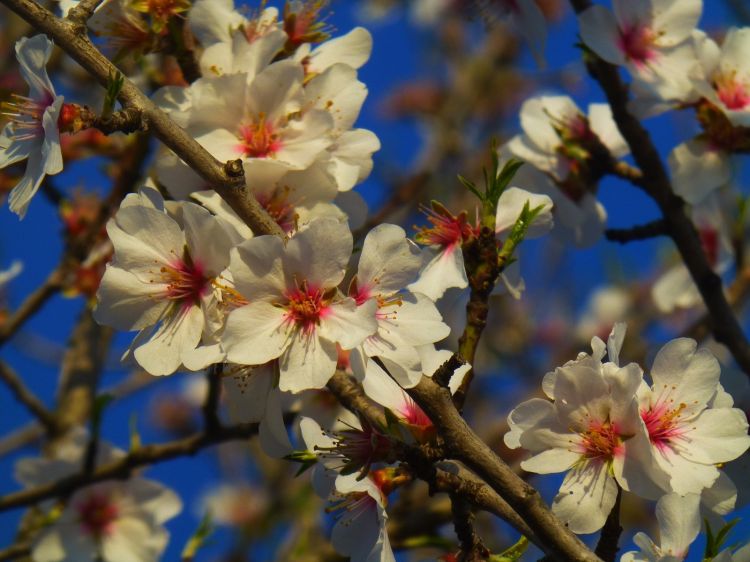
[569,0,750,377]
[594,486,622,562]
[605,219,668,244]
[0,361,56,433]
[0,268,63,348]
[0,422,263,513]
[0,0,283,238]
[407,375,602,562]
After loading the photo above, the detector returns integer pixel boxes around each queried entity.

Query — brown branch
[0,422,262,513]
[65,0,103,26]
[605,219,668,244]
[608,160,643,183]
[569,0,750,377]
[407,375,601,562]
[0,542,30,562]
[452,225,502,410]
[202,364,223,433]
[450,494,490,561]
[0,0,283,238]
[327,371,387,429]
[594,486,622,562]
[0,268,63,348]
[0,361,56,432]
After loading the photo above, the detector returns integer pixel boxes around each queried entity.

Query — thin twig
[65,0,103,26]
[0,268,63,348]
[0,422,263,513]
[605,219,668,244]
[0,361,56,433]
[450,494,489,561]
[202,364,223,433]
[0,541,30,562]
[594,486,622,562]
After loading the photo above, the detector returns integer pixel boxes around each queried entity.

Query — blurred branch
[0,542,30,562]
[0,361,56,433]
[605,219,668,244]
[0,422,264,513]
[202,364,223,433]
[0,268,63,348]
[569,0,750,377]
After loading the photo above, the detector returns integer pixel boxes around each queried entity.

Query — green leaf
[284,449,318,477]
[181,511,215,561]
[458,174,484,202]
[489,536,529,561]
[102,70,124,118]
[704,518,740,559]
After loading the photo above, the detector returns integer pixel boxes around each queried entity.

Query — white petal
[223,302,290,365]
[278,334,337,392]
[552,460,617,534]
[579,5,626,65]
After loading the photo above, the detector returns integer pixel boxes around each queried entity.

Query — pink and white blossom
[94,188,238,375]
[578,0,702,80]
[0,34,64,219]
[222,219,377,392]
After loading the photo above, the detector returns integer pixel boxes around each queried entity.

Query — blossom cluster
[3,0,750,560]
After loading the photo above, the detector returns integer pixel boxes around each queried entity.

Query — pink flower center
[284,281,331,335]
[617,22,658,66]
[401,395,432,428]
[715,72,750,110]
[76,492,119,538]
[237,113,282,158]
[700,226,719,268]
[579,420,623,460]
[162,255,210,309]
[415,204,476,249]
[0,93,53,141]
[641,401,687,450]
[257,188,296,233]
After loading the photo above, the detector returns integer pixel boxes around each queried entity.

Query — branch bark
[0,361,56,433]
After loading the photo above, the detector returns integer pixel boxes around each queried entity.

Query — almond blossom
[31,478,181,562]
[652,192,733,313]
[578,0,702,80]
[222,219,377,392]
[409,185,553,301]
[348,224,450,388]
[503,95,627,246]
[636,337,750,495]
[0,34,64,218]
[505,325,660,533]
[621,493,701,562]
[300,418,397,562]
[93,188,238,376]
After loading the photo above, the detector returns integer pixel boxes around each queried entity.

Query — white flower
[298,423,397,562]
[199,483,267,527]
[409,184,552,301]
[621,493,701,562]
[349,224,450,387]
[293,27,373,77]
[31,478,181,562]
[652,192,733,313]
[692,27,750,127]
[712,544,750,562]
[0,34,64,219]
[222,219,377,393]
[668,138,732,205]
[93,187,239,376]
[0,260,22,290]
[578,0,702,79]
[328,472,396,562]
[222,364,292,458]
[576,285,632,342]
[636,337,750,495]
[505,325,660,533]
[189,2,285,78]
[504,96,626,246]
[15,427,123,489]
